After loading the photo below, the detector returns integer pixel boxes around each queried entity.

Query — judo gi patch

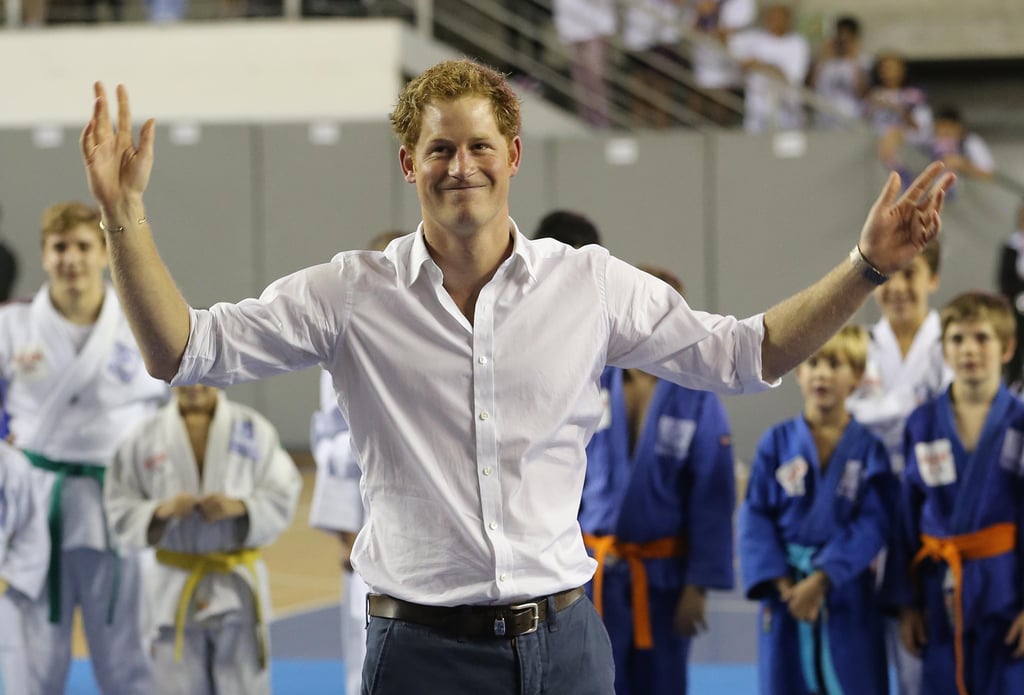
[12,346,47,382]
[914,439,956,487]
[108,342,141,384]
[654,417,696,459]
[999,428,1024,477]
[836,460,863,501]
[776,457,809,497]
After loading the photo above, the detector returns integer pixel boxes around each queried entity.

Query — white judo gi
[105,392,301,695]
[846,311,952,472]
[0,285,169,695]
[0,443,49,695]
[846,309,951,695]
[309,369,366,695]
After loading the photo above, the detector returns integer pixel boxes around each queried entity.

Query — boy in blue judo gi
[580,265,736,695]
[740,325,896,695]
[885,291,1024,695]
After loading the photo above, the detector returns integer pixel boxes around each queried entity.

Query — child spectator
[928,106,996,182]
[740,325,895,694]
[105,385,302,695]
[865,53,932,171]
[885,291,1024,695]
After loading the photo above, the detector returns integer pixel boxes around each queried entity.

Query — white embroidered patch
[12,344,48,382]
[596,388,612,432]
[836,460,863,501]
[999,428,1024,477]
[654,416,697,459]
[914,439,957,487]
[776,456,809,497]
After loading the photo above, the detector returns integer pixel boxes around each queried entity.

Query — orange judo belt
[583,533,687,649]
[911,522,1016,695]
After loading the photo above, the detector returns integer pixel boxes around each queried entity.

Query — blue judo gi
[580,367,735,695]
[884,386,1024,695]
[739,415,895,695]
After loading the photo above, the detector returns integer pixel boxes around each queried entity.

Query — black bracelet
[849,245,889,285]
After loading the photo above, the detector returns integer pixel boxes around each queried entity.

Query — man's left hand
[858,162,955,275]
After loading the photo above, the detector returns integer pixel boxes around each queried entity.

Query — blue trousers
[361,594,615,695]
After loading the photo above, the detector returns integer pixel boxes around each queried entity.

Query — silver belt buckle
[508,602,540,636]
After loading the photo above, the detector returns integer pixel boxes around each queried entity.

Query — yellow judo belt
[155,548,267,669]
[22,450,120,625]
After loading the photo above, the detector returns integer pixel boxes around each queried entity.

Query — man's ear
[400,146,416,183]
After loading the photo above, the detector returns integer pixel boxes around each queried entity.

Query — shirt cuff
[738,314,782,393]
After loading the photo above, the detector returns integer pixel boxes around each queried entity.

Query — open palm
[80,83,155,214]
[859,162,955,275]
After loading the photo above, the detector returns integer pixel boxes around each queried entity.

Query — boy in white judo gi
[105,383,302,695]
[846,237,949,695]
[0,201,169,695]
[0,442,49,695]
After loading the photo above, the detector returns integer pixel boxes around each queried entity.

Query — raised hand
[858,162,955,275]
[79,83,155,217]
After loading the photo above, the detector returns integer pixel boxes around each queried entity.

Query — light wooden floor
[73,459,341,656]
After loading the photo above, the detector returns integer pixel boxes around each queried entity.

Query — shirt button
[479,411,490,421]
[478,356,488,365]
[489,521,498,530]
[499,573,507,582]
[483,467,493,476]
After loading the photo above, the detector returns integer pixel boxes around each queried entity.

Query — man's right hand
[154,493,199,521]
[80,82,155,219]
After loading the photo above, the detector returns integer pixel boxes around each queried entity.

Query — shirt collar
[400,218,538,288]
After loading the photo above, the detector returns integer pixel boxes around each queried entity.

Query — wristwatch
[849,245,889,286]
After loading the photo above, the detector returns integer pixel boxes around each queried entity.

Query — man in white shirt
[78,59,952,694]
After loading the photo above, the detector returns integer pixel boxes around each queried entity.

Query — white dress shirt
[173,223,774,606]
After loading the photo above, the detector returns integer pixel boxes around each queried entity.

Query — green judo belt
[23,451,121,625]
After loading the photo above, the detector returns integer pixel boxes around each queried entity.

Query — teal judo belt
[23,451,121,626]
[786,543,843,695]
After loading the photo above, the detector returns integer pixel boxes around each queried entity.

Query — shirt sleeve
[604,255,777,395]
[173,262,346,388]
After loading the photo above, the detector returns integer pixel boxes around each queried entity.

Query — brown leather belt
[367,586,586,639]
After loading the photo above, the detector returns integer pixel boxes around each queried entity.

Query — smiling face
[41,223,107,303]
[400,96,521,241]
[874,255,938,334]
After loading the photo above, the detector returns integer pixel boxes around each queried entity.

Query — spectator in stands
[729,2,811,133]
[997,204,1024,387]
[622,0,686,128]
[552,0,616,128]
[684,0,756,126]
[810,15,871,129]
[864,53,932,171]
[927,106,996,181]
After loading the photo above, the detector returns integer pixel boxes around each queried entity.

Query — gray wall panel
[143,125,262,418]
[0,128,96,299]
[712,129,876,462]
[258,121,401,448]
[550,133,708,307]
